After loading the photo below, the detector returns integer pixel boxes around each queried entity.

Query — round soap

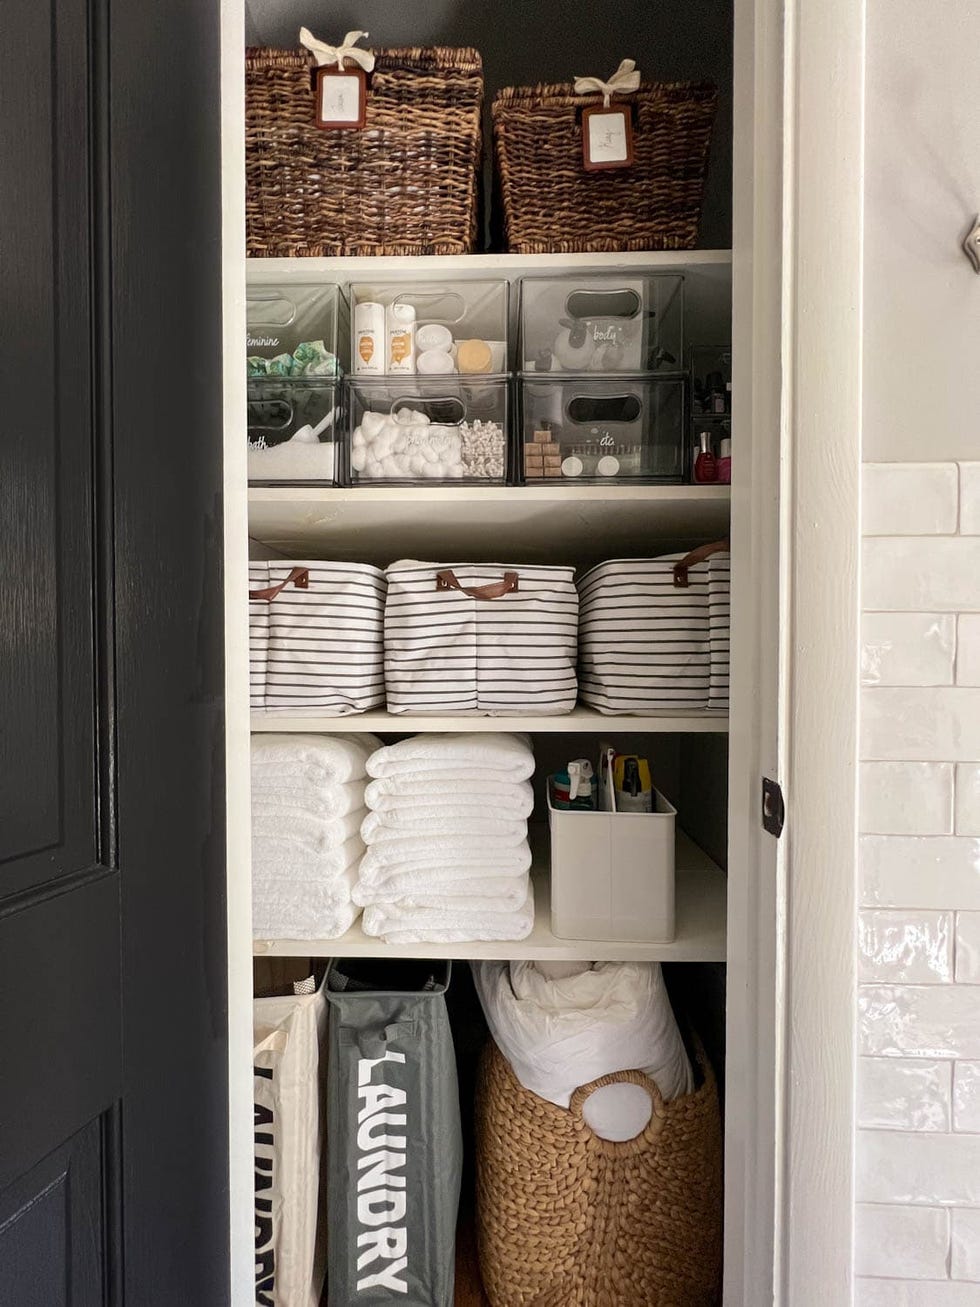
[561,455,584,478]
[416,323,453,352]
[417,348,456,375]
[597,455,621,478]
[456,338,493,375]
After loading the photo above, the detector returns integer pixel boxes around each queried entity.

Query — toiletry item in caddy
[387,302,417,374]
[524,426,563,480]
[353,302,385,376]
[417,348,456,375]
[416,322,454,354]
[598,748,654,813]
[693,431,718,484]
[457,338,494,375]
[549,760,598,811]
[717,436,732,485]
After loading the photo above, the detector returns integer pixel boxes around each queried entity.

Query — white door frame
[729,0,864,1301]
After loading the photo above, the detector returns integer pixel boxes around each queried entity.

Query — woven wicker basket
[493,80,717,255]
[246,46,483,257]
[475,1038,723,1306]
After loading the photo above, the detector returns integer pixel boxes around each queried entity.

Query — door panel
[0,1120,104,1307]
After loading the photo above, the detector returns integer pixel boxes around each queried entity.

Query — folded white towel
[251,832,365,882]
[360,886,535,945]
[251,778,365,820]
[252,881,361,941]
[251,733,382,786]
[360,808,528,845]
[364,777,534,819]
[366,733,534,782]
[253,807,366,853]
[353,875,530,911]
[360,821,529,850]
[358,838,532,883]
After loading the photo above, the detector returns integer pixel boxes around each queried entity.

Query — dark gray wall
[245,0,733,250]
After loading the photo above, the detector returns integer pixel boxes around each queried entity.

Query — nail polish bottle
[717,436,732,485]
[693,431,717,484]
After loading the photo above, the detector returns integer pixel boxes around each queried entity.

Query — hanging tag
[315,65,367,130]
[582,106,634,171]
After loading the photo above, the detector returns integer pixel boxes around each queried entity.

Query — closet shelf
[250,706,729,734]
[252,831,726,963]
[246,249,733,279]
[248,485,731,567]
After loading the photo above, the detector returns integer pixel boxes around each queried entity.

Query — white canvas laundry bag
[577,541,730,713]
[249,560,386,712]
[383,560,578,714]
[254,967,329,1307]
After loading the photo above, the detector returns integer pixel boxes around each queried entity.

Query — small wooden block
[533,429,554,445]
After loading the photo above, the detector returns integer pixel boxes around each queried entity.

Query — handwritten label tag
[582,107,634,171]
[315,66,366,130]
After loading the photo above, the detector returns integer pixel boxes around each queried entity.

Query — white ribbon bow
[299,27,376,73]
[573,58,641,107]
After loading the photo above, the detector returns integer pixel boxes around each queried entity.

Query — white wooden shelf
[250,705,728,734]
[252,831,726,962]
[248,484,731,567]
[247,249,733,277]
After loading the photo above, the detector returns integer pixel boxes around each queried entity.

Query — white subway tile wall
[859,461,980,1292]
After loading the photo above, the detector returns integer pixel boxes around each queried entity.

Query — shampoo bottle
[387,302,417,374]
[353,302,385,375]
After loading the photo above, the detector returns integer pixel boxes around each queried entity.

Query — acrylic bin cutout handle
[435,569,519,600]
[391,395,467,426]
[249,567,310,601]
[672,539,730,588]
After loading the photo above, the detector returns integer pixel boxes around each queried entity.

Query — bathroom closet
[223,0,847,1304]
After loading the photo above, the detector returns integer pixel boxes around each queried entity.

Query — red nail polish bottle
[693,432,717,484]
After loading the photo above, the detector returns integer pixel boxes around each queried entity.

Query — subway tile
[953,1062,980,1132]
[958,616,980,687]
[956,766,980,836]
[857,1128,980,1204]
[952,1208,980,1281]
[859,911,953,983]
[859,984,980,1058]
[862,688,980,762]
[956,913,980,983]
[862,612,956,687]
[961,463,980,535]
[857,1282,980,1306]
[860,762,954,834]
[863,463,959,536]
[858,1057,951,1131]
[861,836,980,910]
[855,1203,949,1279]
[863,537,980,611]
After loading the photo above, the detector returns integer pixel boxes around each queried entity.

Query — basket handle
[435,569,519,600]
[672,538,731,588]
[249,566,310,601]
[568,1068,667,1152]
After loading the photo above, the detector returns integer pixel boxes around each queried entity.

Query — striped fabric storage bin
[249,560,386,713]
[383,560,578,715]
[578,543,730,714]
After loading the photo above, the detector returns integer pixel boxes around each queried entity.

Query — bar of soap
[457,338,493,375]
[533,428,554,444]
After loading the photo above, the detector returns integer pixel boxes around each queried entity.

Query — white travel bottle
[387,301,417,374]
[353,301,385,375]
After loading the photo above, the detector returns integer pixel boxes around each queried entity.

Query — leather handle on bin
[672,539,730,588]
[435,569,519,600]
[249,566,310,601]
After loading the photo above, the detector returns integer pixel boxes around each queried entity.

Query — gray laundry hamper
[325,959,462,1306]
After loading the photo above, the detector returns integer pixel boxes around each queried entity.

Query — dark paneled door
[0,0,228,1303]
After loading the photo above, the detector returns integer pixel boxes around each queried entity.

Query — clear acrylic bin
[520,376,685,483]
[518,274,684,376]
[246,282,348,377]
[548,788,677,943]
[247,379,340,485]
[346,377,509,484]
[690,346,732,418]
[349,280,509,379]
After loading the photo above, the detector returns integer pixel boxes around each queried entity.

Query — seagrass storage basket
[493,80,717,254]
[246,46,483,257]
[475,1037,723,1306]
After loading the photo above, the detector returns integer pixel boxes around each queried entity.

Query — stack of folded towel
[251,733,381,939]
[354,733,537,944]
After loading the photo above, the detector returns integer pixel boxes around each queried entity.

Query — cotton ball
[448,465,464,478]
[361,410,385,439]
[422,462,444,478]
[350,446,367,472]
[422,442,442,463]
[366,457,384,478]
[383,454,405,477]
[352,427,366,451]
[408,453,427,477]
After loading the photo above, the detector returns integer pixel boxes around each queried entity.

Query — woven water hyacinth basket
[475,1038,723,1306]
[493,80,717,255]
[246,46,483,257]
